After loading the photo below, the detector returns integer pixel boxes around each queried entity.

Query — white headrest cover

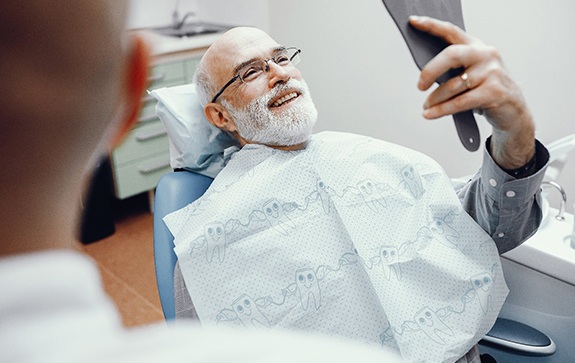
[150,84,239,178]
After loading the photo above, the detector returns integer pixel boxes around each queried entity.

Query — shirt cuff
[486,137,549,179]
[480,137,549,209]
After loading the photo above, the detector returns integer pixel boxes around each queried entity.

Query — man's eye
[275,54,290,64]
[241,67,261,81]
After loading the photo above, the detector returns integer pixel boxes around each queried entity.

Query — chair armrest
[153,171,213,320]
[481,317,556,356]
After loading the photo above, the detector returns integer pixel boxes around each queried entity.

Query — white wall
[197,0,269,31]
[268,0,575,210]
[127,0,268,31]
[127,0,199,29]
[127,0,575,209]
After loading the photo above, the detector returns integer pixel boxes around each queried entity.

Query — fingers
[423,66,490,120]
[409,16,471,48]
[420,45,507,119]
[409,16,486,91]
[411,16,533,155]
[410,16,505,119]
[417,44,481,91]
[423,66,482,111]
[422,85,484,120]
[423,76,463,112]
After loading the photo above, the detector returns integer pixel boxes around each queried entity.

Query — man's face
[222,78,318,146]
[208,28,318,147]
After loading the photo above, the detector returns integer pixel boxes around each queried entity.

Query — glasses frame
[210,47,301,103]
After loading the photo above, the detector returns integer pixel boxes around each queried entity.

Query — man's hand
[410,15,535,169]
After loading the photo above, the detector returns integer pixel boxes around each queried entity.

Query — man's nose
[266,61,291,88]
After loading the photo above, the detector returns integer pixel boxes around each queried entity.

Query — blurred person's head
[0,0,150,255]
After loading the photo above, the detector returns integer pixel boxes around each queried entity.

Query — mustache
[262,79,306,103]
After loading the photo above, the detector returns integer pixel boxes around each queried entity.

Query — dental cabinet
[478,136,575,362]
[110,31,219,200]
[478,206,575,361]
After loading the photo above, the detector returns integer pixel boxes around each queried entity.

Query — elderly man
[167,17,548,363]
[0,1,404,362]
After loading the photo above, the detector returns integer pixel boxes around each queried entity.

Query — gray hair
[193,58,240,142]
[193,59,215,107]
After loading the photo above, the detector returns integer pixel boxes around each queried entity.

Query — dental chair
[150,82,228,320]
[151,172,561,359]
[152,170,556,361]
[153,170,213,320]
[151,80,565,358]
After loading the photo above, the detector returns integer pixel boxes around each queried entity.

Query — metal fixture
[570,203,575,249]
[541,181,567,221]
[171,0,195,29]
[173,11,195,30]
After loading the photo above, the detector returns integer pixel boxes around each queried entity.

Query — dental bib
[164,131,508,363]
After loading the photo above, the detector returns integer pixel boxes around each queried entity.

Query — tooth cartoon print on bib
[165,131,508,363]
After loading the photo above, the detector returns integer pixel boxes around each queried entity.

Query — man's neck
[266,141,308,151]
[238,137,309,151]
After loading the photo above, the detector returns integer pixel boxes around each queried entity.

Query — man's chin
[244,130,313,148]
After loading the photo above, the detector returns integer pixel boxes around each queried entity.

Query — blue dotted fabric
[164,131,508,362]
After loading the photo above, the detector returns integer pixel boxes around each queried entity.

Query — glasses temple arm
[211,75,240,103]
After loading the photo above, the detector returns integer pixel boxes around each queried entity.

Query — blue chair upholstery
[153,170,213,320]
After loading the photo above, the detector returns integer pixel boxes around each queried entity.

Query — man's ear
[111,35,151,147]
[204,103,237,132]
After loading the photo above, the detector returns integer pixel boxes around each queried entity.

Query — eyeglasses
[211,47,301,103]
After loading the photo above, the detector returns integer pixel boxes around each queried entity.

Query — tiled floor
[82,194,164,327]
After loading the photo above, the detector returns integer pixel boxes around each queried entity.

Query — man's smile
[269,91,300,108]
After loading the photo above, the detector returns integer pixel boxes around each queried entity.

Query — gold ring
[460,72,472,89]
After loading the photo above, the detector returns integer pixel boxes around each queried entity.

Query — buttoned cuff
[480,138,549,246]
[480,138,549,209]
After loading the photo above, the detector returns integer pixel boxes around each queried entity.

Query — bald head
[0,0,129,173]
[0,0,149,255]
[0,0,128,149]
[195,27,316,151]
[203,27,279,73]
[195,27,282,105]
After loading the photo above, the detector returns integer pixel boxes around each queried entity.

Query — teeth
[272,92,298,107]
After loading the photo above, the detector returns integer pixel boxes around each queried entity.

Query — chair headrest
[150,83,239,178]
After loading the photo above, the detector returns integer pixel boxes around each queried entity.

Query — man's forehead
[207,28,281,79]
[233,37,280,61]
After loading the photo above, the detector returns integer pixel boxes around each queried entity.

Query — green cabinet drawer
[110,53,204,200]
[138,97,160,124]
[112,121,169,166]
[113,153,172,199]
[185,56,203,83]
[141,71,186,123]
[140,80,183,121]
[148,60,186,89]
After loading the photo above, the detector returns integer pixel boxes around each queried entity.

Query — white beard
[222,79,318,146]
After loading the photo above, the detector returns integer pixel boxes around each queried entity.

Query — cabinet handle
[135,128,167,142]
[139,114,159,123]
[142,94,155,103]
[148,72,166,82]
[138,159,171,174]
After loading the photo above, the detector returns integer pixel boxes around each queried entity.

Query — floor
[82,194,165,327]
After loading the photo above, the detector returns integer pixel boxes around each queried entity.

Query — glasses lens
[287,48,301,66]
[237,48,301,83]
[273,48,292,65]
[238,62,265,83]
